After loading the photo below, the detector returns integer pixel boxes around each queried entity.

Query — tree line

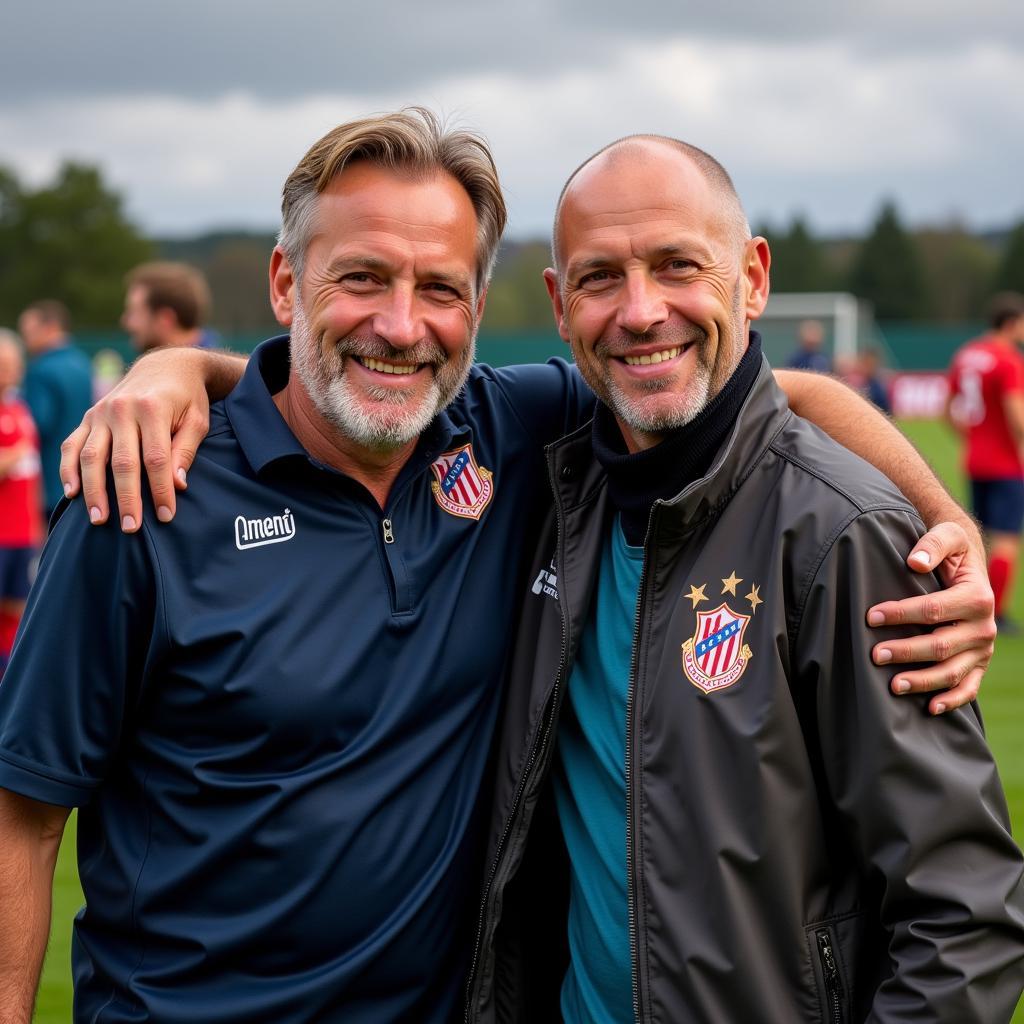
[1,162,1022,335]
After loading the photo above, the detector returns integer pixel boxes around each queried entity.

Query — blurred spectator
[786,318,832,372]
[122,262,217,352]
[860,347,892,415]
[0,330,43,677]
[947,292,1024,633]
[17,300,93,518]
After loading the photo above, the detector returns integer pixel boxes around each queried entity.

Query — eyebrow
[565,242,711,282]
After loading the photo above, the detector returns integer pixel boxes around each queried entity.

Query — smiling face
[545,140,769,452]
[270,161,484,452]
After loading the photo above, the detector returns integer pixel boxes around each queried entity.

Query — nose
[372,285,423,351]
[617,272,667,336]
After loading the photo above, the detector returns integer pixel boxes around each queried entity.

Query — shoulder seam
[768,439,917,518]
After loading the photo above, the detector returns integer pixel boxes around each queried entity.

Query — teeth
[623,346,680,366]
[359,357,419,375]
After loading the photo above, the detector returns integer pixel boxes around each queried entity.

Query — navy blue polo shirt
[0,337,594,1024]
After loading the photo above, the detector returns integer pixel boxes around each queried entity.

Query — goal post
[758,292,875,369]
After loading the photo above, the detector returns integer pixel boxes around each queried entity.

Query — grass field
[33,419,1024,1021]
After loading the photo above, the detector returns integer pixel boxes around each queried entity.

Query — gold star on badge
[721,571,743,596]
[687,583,708,609]
[745,584,763,614]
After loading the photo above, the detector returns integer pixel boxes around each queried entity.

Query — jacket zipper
[815,928,844,1024]
[463,456,573,1022]
[626,501,661,1024]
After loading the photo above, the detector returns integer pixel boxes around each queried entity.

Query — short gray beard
[290,297,475,451]
[604,352,714,435]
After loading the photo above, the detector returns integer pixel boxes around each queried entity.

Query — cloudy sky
[2,1,1021,240]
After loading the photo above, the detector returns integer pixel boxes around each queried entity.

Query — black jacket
[466,359,1024,1023]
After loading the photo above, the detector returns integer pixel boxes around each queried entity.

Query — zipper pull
[816,928,844,1023]
[382,518,395,545]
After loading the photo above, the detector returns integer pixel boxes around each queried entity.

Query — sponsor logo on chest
[430,443,494,520]
[234,507,296,550]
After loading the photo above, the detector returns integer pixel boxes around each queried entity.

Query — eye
[424,282,460,297]
[664,258,696,273]
[341,272,381,290]
[578,270,615,290]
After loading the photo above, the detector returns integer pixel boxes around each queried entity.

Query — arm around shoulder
[61,346,248,532]
[776,369,978,545]
[796,508,1024,1021]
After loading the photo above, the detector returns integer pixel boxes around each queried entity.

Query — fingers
[78,422,114,525]
[168,405,209,494]
[886,660,983,715]
[139,413,178,524]
[905,521,970,573]
[872,625,975,669]
[867,590,954,629]
[868,575,994,629]
[59,422,93,499]
[109,399,145,532]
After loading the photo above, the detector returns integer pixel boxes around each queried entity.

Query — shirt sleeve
[0,498,165,807]
[793,508,1024,1022]
[489,359,597,447]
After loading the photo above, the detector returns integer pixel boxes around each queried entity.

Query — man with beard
[121,261,213,354]
[464,137,1024,1023]
[0,111,997,1024]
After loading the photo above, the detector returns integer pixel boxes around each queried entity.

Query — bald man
[464,137,1024,1023]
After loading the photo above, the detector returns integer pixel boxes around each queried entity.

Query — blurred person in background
[0,331,43,677]
[860,346,892,414]
[121,261,215,352]
[786,317,831,372]
[948,292,1024,633]
[17,300,93,519]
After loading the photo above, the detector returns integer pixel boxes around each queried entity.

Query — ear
[156,307,177,332]
[474,285,488,327]
[742,238,771,322]
[543,268,570,343]
[269,246,296,327]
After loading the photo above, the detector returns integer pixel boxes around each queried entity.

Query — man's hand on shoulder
[60,347,246,533]
[866,521,996,716]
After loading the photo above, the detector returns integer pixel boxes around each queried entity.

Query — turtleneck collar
[591,331,763,546]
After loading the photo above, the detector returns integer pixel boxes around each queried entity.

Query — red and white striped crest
[430,444,494,520]
[682,601,752,694]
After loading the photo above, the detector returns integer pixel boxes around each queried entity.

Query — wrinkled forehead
[555,143,729,265]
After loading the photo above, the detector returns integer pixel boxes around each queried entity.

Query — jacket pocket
[805,911,864,1024]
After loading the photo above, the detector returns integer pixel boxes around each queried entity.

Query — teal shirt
[23,343,94,512]
[554,516,642,1023]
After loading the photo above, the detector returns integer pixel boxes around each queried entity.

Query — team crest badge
[430,444,495,520]
[682,601,753,694]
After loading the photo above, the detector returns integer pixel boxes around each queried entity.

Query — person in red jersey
[0,331,44,675]
[948,292,1024,632]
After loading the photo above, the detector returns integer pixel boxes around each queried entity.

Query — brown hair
[126,262,211,330]
[279,107,506,295]
[989,291,1024,331]
[21,299,71,332]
